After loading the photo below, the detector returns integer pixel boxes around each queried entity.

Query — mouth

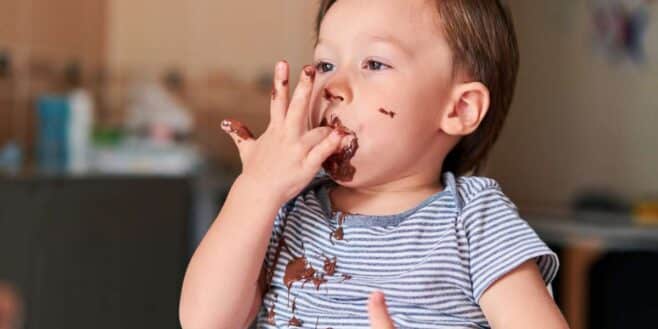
[320,115,359,182]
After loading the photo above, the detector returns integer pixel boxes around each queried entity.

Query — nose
[324,88,344,102]
[323,72,352,105]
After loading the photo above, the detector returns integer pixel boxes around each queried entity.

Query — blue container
[36,95,70,173]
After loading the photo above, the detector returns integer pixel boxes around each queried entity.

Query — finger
[304,129,343,171]
[286,65,316,135]
[270,60,290,127]
[300,126,333,151]
[368,291,395,329]
[221,119,255,161]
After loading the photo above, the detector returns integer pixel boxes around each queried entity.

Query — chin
[324,158,378,188]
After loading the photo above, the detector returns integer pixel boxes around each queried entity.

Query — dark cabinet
[0,176,191,329]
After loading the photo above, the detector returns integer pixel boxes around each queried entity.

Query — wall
[104,1,319,168]
[106,0,317,81]
[0,0,106,152]
[487,0,658,210]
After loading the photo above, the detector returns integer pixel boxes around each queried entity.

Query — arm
[179,61,344,329]
[179,176,280,329]
[367,262,570,329]
[479,260,570,329]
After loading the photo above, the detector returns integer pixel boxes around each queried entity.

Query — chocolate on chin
[320,116,359,182]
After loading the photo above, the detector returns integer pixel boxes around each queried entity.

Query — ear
[439,82,490,136]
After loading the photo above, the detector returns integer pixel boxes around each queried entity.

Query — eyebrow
[365,34,414,57]
[315,33,414,58]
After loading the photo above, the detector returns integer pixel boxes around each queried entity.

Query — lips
[320,115,359,182]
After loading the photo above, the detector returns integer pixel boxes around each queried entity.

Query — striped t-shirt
[256,171,558,329]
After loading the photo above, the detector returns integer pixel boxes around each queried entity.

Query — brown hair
[315,0,519,176]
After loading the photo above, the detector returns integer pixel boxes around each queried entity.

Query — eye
[363,59,391,71]
[315,61,335,73]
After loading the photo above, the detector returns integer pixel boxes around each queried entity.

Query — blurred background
[0,0,656,328]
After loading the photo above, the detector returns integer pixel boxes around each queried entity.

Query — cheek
[352,108,436,160]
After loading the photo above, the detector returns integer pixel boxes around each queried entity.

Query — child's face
[310,0,457,187]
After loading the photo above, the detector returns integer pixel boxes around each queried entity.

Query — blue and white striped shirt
[256,171,558,329]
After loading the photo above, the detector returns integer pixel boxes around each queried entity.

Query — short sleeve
[263,201,294,270]
[459,185,559,303]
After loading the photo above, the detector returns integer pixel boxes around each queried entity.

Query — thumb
[221,119,255,162]
[368,291,395,329]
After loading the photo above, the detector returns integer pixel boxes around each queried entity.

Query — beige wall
[106,0,318,81]
[487,1,658,210]
[0,0,106,150]
[105,1,320,168]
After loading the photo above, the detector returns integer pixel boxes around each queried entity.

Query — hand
[368,291,395,329]
[221,61,345,204]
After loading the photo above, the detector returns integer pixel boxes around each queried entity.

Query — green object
[92,127,124,147]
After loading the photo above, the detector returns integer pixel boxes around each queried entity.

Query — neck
[330,168,444,216]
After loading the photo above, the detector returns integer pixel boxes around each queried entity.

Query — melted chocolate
[283,245,331,301]
[267,295,277,325]
[288,298,303,327]
[302,273,328,291]
[303,65,316,81]
[324,88,344,102]
[288,315,302,327]
[323,255,337,276]
[263,236,289,291]
[329,212,347,245]
[284,256,316,289]
[221,119,254,140]
[379,108,396,118]
[320,116,359,181]
[340,273,352,282]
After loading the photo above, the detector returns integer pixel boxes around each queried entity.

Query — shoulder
[450,174,516,213]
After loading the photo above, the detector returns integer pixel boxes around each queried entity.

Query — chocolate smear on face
[320,116,359,182]
[324,88,344,102]
[221,119,254,140]
[378,108,396,118]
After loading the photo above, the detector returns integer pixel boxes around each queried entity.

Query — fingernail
[371,291,385,304]
[303,65,316,81]
[221,119,232,132]
[276,61,286,77]
[277,61,286,71]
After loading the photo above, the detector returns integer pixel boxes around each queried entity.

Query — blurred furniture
[588,251,658,329]
[0,174,192,329]
[527,214,658,329]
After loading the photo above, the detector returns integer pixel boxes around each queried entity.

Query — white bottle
[68,88,94,174]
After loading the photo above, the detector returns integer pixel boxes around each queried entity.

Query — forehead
[317,0,445,53]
